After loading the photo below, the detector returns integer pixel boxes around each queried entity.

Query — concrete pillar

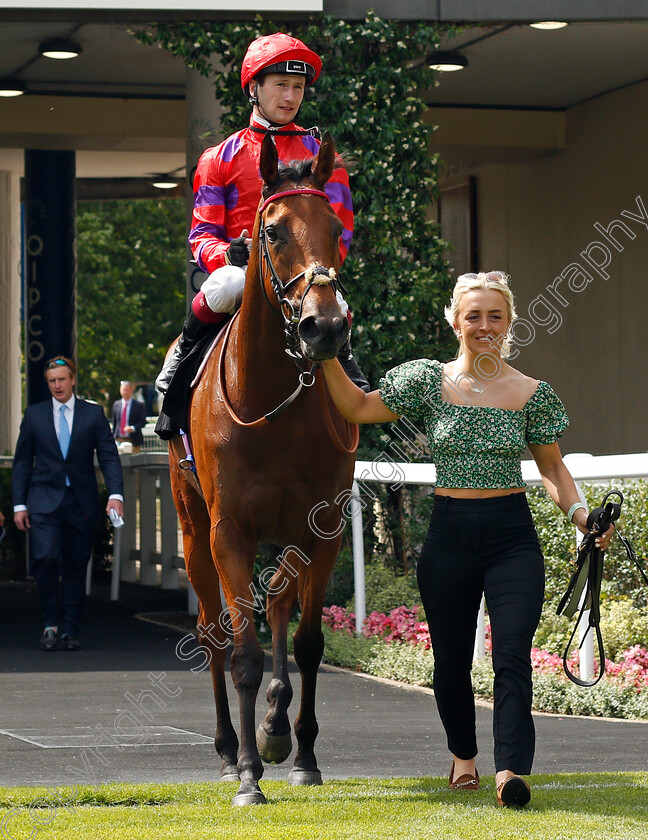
[0,171,22,453]
[185,63,223,307]
[23,150,76,405]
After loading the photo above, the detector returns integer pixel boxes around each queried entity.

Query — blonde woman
[320,270,614,807]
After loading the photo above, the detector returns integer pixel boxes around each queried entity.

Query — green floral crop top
[379,359,569,489]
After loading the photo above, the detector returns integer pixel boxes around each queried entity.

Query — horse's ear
[311,131,336,187]
[260,133,279,186]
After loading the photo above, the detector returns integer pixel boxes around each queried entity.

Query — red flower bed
[323,604,430,648]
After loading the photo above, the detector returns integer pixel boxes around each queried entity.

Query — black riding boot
[155,310,214,395]
[338,335,370,393]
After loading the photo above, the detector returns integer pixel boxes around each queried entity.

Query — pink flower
[322,605,356,634]
[361,605,430,648]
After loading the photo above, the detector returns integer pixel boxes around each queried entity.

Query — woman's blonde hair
[443,270,517,358]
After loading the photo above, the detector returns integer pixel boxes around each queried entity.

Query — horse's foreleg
[290,538,341,786]
[197,615,239,781]
[212,526,267,806]
[171,472,239,781]
[256,563,298,765]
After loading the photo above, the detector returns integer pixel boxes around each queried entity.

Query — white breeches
[200,265,246,314]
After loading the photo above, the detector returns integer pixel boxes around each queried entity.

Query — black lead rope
[556,489,648,687]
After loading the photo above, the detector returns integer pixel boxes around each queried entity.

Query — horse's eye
[265,226,279,243]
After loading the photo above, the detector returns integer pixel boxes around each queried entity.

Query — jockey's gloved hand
[226,235,250,267]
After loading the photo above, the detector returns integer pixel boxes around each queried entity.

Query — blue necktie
[59,406,71,487]
[59,405,70,457]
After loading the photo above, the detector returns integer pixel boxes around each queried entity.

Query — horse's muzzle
[298,313,349,360]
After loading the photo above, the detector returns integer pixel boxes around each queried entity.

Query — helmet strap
[248,80,259,106]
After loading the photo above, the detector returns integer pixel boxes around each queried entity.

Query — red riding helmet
[240,33,322,95]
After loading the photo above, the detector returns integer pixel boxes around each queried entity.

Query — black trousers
[417,493,545,774]
[29,487,95,638]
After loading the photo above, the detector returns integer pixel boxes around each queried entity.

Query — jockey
[155,32,370,395]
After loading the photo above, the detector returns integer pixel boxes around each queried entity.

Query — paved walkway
[1,580,646,789]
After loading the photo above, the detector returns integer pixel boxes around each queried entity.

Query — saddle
[154,321,229,440]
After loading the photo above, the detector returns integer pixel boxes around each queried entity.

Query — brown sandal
[496,774,530,807]
[449,760,480,791]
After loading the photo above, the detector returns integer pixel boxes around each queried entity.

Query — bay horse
[169,132,358,806]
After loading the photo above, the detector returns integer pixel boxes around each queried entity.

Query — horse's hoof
[289,768,322,786]
[232,789,267,807]
[256,725,293,764]
[219,772,240,782]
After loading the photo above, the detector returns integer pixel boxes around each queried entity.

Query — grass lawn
[2,774,648,840]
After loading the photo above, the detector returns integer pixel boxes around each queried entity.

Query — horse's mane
[261,156,346,200]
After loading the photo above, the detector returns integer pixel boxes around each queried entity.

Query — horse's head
[256,131,349,361]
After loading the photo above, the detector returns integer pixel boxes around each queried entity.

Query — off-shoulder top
[379,358,569,489]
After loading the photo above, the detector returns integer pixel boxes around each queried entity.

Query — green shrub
[470,656,494,699]
[599,597,648,660]
[533,609,571,660]
[362,640,435,686]
[325,541,355,608]
[322,624,378,670]
[347,561,420,615]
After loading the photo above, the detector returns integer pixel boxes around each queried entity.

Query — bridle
[257,188,345,362]
[216,186,358,453]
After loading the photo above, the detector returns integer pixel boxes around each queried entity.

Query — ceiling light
[152,175,179,190]
[39,39,83,60]
[0,79,27,97]
[529,22,568,30]
[427,51,468,72]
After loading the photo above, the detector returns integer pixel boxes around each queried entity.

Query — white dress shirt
[54,394,75,440]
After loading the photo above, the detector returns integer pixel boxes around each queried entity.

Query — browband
[259,189,330,215]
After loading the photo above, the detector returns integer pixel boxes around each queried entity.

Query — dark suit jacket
[111,398,147,447]
[12,398,124,523]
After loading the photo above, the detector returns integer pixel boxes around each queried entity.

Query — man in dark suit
[12,356,124,651]
[112,380,147,453]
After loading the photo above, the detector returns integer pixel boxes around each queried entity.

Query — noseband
[258,188,344,360]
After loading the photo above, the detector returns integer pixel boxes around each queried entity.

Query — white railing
[350,451,648,680]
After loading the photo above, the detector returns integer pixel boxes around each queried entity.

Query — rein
[217,310,317,428]
[556,489,648,687]
[217,313,358,453]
